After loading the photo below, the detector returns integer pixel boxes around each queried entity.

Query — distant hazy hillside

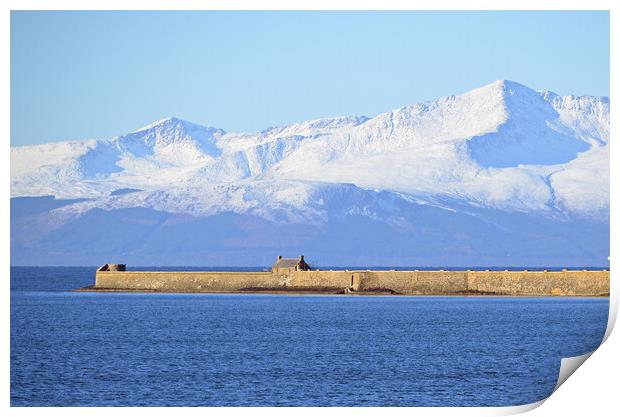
[10,80,609,266]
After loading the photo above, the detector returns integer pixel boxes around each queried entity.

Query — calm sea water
[11,267,609,407]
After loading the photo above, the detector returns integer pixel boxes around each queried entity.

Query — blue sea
[10,267,609,407]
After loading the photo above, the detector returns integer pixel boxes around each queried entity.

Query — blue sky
[11,11,609,146]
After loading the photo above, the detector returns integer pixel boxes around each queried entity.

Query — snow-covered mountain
[10,80,610,266]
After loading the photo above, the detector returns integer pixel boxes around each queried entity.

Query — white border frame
[2,2,616,416]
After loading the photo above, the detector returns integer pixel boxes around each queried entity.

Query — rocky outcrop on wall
[97,263,126,272]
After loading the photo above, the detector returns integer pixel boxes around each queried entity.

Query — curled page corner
[497,399,546,416]
[499,352,598,416]
[554,351,594,392]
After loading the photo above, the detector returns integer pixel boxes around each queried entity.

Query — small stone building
[272,255,311,274]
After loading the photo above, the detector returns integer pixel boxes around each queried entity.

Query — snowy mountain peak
[116,116,226,166]
[130,116,225,142]
[492,78,528,89]
[133,116,222,134]
[133,117,179,132]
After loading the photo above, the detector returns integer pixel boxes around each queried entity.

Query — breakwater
[90,268,610,296]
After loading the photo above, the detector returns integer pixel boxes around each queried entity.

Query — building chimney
[300,255,304,261]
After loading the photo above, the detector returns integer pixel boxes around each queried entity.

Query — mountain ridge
[10,80,610,266]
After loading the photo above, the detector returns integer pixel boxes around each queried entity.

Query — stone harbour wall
[93,269,610,296]
[95,271,281,292]
[466,270,610,296]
